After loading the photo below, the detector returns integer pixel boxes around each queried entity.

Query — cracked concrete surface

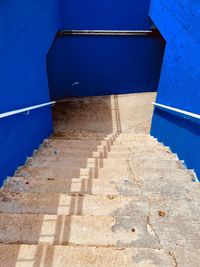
[0,93,199,266]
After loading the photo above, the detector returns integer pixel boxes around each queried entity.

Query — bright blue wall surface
[47,35,165,99]
[0,0,60,185]
[59,0,152,30]
[47,0,165,100]
[150,0,200,178]
[0,0,165,185]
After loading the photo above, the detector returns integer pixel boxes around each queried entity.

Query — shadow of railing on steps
[6,95,122,266]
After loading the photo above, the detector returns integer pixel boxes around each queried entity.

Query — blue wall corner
[47,35,165,100]
[46,0,165,100]
[150,0,200,178]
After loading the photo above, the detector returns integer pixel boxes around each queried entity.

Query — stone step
[116,134,155,139]
[130,167,194,182]
[96,168,194,184]
[45,139,108,147]
[0,214,158,248]
[16,158,183,179]
[28,158,93,168]
[53,112,113,118]
[51,133,155,142]
[29,151,177,166]
[54,122,114,133]
[33,151,129,161]
[52,132,152,141]
[5,175,197,199]
[3,177,141,195]
[114,139,157,145]
[47,138,158,147]
[35,148,108,158]
[0,244,174,267]
[35,144,173,158]
[34,149,131,160]
[0,193,147,215]
[42,138,165,150]
[35,149,101,159]
[40,142,113,153]
[52,132,118,141]
[55,109,111,116]
[141,180,199,199]
[26,158,182,174]
[100,143,170,152]
[51,136,115,142]
[16,165,124,179]
[129,158,184,170]
[149,196,200,220]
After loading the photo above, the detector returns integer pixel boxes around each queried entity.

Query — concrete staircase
[0,93,199,267]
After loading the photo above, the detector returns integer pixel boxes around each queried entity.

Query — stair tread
[15,165,193,182]
[27,157,180,170]
[0,192,147,215]
[0,244,176,267]
[4,175,197,198]
[0,214,158,247]
[1,93,198,266]
[3,177,141,195]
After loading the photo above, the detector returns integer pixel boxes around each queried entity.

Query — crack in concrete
[148,198,178,267]
[168,251,178,267]
[126,148,178,266]
[147,198,162,249]
[126,147,142,187]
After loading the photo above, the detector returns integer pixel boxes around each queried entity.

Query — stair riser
[0,245,174,267]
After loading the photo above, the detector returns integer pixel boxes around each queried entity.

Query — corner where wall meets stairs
[150,0,200,179]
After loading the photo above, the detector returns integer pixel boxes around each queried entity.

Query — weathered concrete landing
[0,93,200,266]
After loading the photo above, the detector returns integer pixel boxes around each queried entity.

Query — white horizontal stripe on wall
[0,101,56,119]
[153,102,200,120]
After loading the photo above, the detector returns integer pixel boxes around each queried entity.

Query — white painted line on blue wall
[153,102,200,120]
[0,101,56,119]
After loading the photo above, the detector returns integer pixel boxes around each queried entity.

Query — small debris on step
[106,195,115,200]
[158,211,166,217]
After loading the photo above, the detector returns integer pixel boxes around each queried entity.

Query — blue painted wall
[0,0,165,185]
[0,0,60,185]
[47,35,165,99]
[47,0,165,99]
[150,1,200,178]
[59,0,152,30]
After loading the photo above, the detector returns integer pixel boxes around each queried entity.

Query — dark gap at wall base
[47,35,165,100]
[151,108,200,179]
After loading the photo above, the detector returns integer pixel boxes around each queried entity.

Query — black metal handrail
[57,29,160,37]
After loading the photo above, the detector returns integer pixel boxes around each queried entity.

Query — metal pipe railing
[57,29,160,37]
[153,102,200,120]
[0,101,56,119]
